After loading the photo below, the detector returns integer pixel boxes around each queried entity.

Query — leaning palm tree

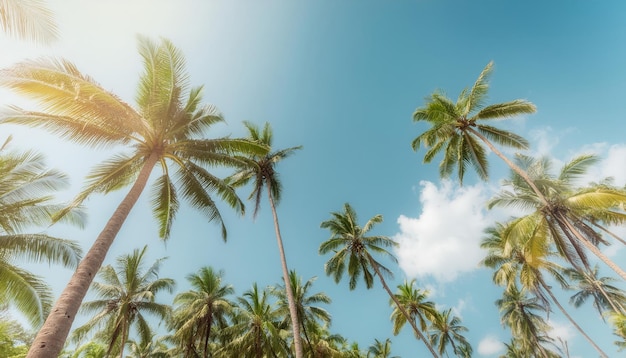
[170,266,234,358]
[488,154,626,281]
[0,36,267,357]
[427,309,472,358]
[319,203,439,357]
[0,139,83,327]
[0,0,58,43]
[412,61,537,187]
[272,270,332,355]
[481,222,608,357]
[390,279,437,339]
[227,120,304,357]
[70,246,174,358]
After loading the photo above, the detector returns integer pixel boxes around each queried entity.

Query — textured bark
[367,255,440,358]
[266,183,303,358]
[26,153,159,358]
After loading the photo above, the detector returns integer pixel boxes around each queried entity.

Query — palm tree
[609,312,626,351]
[170,266,234,358]
[487,154,626,280]
[126,332,170,358]
[496,285,559,358]
[565,264,626,318]
[427,309,472,358]
[70,246,174,358]
[481,222,608,357]
[220,283,289,357]
[0,139,83,327]
[70,341,107,358]
[227,120,303,357]
[271,270,331,355]
[367,338,398,358]
[319,203,439,357]
[0,37,267,357]
[0,0,58,43]
[412,61,537,187]
[390,279,437,339]
[301,323,345,358]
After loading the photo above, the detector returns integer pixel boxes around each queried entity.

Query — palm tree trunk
[266,183,303,358]
[468,128,549,206]
[366,255,439,358]
[27,153,159,358]
[538,275,608,358]
[560,215,626,281]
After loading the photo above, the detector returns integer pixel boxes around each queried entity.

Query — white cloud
[394,180,496,283]
[548,319,575,342]
[477,335,504,356]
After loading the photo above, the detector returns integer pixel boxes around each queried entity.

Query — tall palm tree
[70,246,174,358]
[271,270,331,355]
[366,338,398,358]
[427,309,472,358]
[488,154,626,281]
[564,264,626,318]
[0,0,58,43]
[481,222,608,357]
[170,266,234,358]
[227,120,303,357]
[0,140,83,327]
[319,203,439,357]
[0,37,267,357]
[390,279,437,338]
[220,283,289,357]
[496,285,560,358]
[412,61,537,187]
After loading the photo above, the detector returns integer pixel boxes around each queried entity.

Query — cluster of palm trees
[2,2,626,357]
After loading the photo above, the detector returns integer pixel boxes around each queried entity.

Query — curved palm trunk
[266,183,303,358]
[27,153,159,358]
[537,275,608,358]
[366,255,439,358]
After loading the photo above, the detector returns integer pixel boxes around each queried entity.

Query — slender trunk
[591,221,626,246]
[560,215,626,281]
[27,153,159,358]
[118,321,128,358]
[538,275,608,358]
[367,255,439,358]
[468,128,549,206]
[266,183,303,358]
[204,314,212,358]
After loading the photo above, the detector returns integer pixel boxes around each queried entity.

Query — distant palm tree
[412,61,536,186]
[221,283,289,357]
[170,266,234,358]
[272,270,331,354]
[496,285,559,357]
[71,246,174,358]
[565,264,626,318]
[0,139,83,327]
[390,280,437,338]
[427,309,472,357]
[70,341,107,358]
[319,203,439,357]
[0,0,58,43]
[0,36,267,357]
[126,332,170,358]
[481,222,608,357]
[367,338,398,358]
[227,120,303,357]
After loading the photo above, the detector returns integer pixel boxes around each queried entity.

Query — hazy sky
[2,1,626,356]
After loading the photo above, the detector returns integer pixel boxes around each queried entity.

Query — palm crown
[412,61,536,184]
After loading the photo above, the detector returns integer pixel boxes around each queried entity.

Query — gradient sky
[2,1,626,357]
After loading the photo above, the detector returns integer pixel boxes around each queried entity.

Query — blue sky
[2,1,626,356]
